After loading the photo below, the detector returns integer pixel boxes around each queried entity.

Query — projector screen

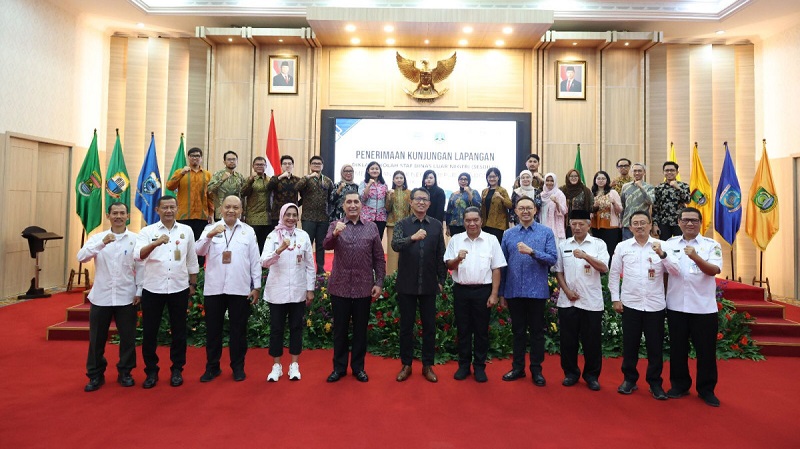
[320,111,531,198]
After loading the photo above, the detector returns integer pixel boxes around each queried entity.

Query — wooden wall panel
[106,37,128,159]
[36,144,69,288]
[647,45,668,171]
[603,49,642,174]
[145,37,170,181]
[211,44,254,174]
[165,39,190,170]
[122,38,148,228]
[466,50,526,109]
[665,46,692,177]
[328,48,388,107]
[187,39,210,153]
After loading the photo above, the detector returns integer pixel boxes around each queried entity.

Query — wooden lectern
[18,226,63,299]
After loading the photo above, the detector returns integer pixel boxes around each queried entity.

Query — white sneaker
[267,363,282,382]
[288,362,301,381]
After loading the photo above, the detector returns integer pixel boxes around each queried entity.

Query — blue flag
[135,133,163,225]
[714,142,742,244]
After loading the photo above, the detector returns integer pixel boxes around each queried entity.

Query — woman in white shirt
[261,203,316,381]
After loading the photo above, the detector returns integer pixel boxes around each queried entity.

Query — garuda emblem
[396,52,457,102]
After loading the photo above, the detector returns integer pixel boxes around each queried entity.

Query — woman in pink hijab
[261,203,315,382]
[538,173,567,241]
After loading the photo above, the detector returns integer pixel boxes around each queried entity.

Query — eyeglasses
[311,161,323,165]
[617,164,630,168]
[516,207,534,212]
[342,169,354,173]
[189,154,202,158]
[630,221,649,227]
[679,218,700,224]
[412,197,430,203]
[458,177,469,181]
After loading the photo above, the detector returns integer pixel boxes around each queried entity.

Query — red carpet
[2,291,798,448]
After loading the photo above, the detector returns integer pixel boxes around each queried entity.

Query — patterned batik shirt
[652,181,690,228]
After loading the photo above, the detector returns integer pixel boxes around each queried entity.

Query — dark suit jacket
[560,79,582,92]
[273,74,294,87]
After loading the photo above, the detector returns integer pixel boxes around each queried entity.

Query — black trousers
[667,309,718,395]
[180,219,208,266]
[375,221,387,240]
[558,306,603,381]
[621,306,665,387]
[302,220,329,273]
[505,298,546,373]
[86,303,137,379]
[659,224,682,240]
[141,289,189,376]
[453,284,491,368]
[251,224,273,254]
[449,225,466,237]
[591,227,621,263]
[398,293,437,366]
[482,226,505,244]
[268,302,306,357]
[331,295,371,373]
[204,294,251,372]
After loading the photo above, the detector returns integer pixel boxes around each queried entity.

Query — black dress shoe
[200,369,222,383]
[454,365,470,381]
[699,392,721,407]
[473,368,488,383]
[233,371,246,382]
[562,377,578,387]
[117,373,135,387]
[617,380,638,394]
[170,371,183,387]
[354,371,369,382]
[142,375,158,389]
[502,369,526,381]
[532,372,546,387]
[326,371,346,383]
[667,388,690,399]
[649,385,668,400]
[586,379,601,391]
[84,376,105,392]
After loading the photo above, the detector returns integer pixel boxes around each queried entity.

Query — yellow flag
[666,142,682,181]
[688,143,712,234]
[745,140,779,251]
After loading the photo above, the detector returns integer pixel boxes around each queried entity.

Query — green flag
[167,133,187,197]
[75,129,103,233]
[573,144,585,185]
[104,129,131,224]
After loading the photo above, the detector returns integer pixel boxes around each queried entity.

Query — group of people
[79,148,723,408]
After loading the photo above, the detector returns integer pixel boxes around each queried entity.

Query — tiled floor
[0,287,67,308]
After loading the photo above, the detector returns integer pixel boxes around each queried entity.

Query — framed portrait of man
[269,55,298,94]
[556,60,586,100]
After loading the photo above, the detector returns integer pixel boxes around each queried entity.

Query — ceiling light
[495,40,505,46]
[350,37,360,45]
[386,38,396,45]
[345,24,356,32]
[459,39,468,46]
[424,39,430,45]
[502,26,513,35]
[716,30,725,35]
[136,23,145,29]
[278,39,283,43]
[384,25,394,33]
[624,42,629,46]
[228,38,233,42]
[572,42,578,46]
[463,26,473,34]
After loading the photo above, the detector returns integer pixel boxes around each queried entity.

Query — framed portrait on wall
[268,55,298,94]
[556,60,586,100]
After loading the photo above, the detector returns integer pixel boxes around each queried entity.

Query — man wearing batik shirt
[208,151,246,220]
[620,163,655,240]
[610,158,633,194]
[241,156,271,252]
[267,155,301,227]
[296,155,334,273]
[652,161,690,240]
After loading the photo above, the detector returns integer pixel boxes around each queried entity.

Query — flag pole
[730,246,735,282]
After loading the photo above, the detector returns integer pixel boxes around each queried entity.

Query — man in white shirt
[609,210,668,400]
[77,202,143,392]
[195,196,261,383]
[135,195,200,389]
[658,207,723,407]
[444,207,507,382]
[553,210,609,391]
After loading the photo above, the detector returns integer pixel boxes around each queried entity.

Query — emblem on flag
[753,187,776,213]
[78,170,102,197]
[718,185,741,211]
[690,189,707,206]
[105,172,130,199]
[141,172,162,195]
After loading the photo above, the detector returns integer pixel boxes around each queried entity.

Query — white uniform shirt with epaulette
[554,235,609,311]
[609,236,667,311]
[661,235,723,314]
[195,219,262,297]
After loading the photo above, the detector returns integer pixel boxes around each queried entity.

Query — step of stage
[46,290,119,341]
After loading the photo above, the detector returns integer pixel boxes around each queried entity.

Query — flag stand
[67,231,91,292]
[752,251,772,299]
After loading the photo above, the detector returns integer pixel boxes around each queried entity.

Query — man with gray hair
[620,163,655,240]
[553,210,609,391]
[444,206,506,382]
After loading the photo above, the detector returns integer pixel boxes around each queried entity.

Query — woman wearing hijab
[480,167,512,243]
[386,170,412,273]
[590,170,623,257]
[329,164,359,221]
[421,169,446,223]
[560,169,594,238]
[359,161,389,238]
[445,172,481,236]
[261,203,316,382]
[539,173,567,241]
[510,170,542,225]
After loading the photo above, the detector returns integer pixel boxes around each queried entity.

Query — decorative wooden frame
[556,60,586,100]
[268,55,298,94]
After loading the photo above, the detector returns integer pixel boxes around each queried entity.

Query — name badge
[174,249,182,261]
[584,264,591,275]
[648,268,656,280]
[222,250,232,264]
[296,254,303,264]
